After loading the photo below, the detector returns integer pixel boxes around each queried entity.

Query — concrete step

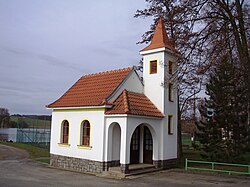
[109,166,121,172]
[99,170,125,179]
[128,167,161,176]
[99,164,161,179]
[129,164,155,172]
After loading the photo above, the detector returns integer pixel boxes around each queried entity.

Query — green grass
[182,148,250,175]
[10,116,51,129]
[0,141,50,163]
[243,152,250,164]
[183,149,202,160]
[181,134,250,171]
[182,133,192,146]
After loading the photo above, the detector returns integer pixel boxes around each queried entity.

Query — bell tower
[139,17,178,116]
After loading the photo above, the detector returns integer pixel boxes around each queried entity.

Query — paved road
[0,144,250,187]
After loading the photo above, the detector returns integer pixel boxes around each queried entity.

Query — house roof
[47,67,133,108]
[105,90,164,118]
[141,17,176,52]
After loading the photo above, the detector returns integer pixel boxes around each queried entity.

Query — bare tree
[135,0,250,158]
[0,108,10,128]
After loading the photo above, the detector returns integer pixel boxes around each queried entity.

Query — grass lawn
[181,135,250,174]
[0,141,50,163]
[242,152,250,164]
[181,133,250,173]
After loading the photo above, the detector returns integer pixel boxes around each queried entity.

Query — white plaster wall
[141,51,165,113]
[104,117,127,163]
[160,117,177,160]
[162,52,178,160]
[141,49,178,161]
[104,115,163,165]
[108,70,143,103]
[50,109,105,161]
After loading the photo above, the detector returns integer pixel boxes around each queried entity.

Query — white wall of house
[50,109,105,162]
[162,51,178,160]
[140,48,178,161]
[141,48,165,113]
[104,116,127,163]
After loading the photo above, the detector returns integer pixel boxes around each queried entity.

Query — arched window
[81,120,90,146]
[62,120,69,144]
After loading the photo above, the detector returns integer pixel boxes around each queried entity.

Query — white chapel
[47,17,178,174]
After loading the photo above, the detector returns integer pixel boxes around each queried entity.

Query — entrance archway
[107,122,121,166]
[112,123,121,161]
[130,125,153,164]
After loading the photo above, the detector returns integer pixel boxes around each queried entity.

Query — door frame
[130,126,140,164]
[143,126,153,164]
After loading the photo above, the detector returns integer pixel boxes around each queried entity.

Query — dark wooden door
[143,126,153,164]
[130,126,140,164]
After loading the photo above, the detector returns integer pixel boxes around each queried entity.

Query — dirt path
[0,144,29,160]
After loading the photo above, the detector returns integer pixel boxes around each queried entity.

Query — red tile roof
[47,67,133,108]
[105,90,164,118]
[141,17,176,52]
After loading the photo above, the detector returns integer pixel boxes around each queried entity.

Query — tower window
[169,83,174,102]
[150,60,157,74]
[168,115,174,135]
[169,61,173,75]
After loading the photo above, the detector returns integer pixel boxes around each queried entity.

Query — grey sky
[0,0,152,115]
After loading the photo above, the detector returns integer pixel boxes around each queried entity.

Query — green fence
[185,158,250,175]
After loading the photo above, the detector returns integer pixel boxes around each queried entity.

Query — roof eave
[140,47,179,57]
[104,113,164,119]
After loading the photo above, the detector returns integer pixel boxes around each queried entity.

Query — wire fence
[0,116,51,148]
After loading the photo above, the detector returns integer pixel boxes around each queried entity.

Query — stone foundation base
[50,154,119,173]
[50,154,177,174]
[153,158,177,169]
[121,164,129,174]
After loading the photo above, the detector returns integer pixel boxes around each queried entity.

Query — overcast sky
[0,0,152,115]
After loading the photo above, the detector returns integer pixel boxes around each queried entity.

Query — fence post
[248,166,250,174]
[185,158,188,171]
[212,162,214,171]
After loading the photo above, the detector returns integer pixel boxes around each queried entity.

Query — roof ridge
[82,67,133,78]
[47,66,134,108]
[123,89,130,114]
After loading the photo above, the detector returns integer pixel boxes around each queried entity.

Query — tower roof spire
[141,17,176,52]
